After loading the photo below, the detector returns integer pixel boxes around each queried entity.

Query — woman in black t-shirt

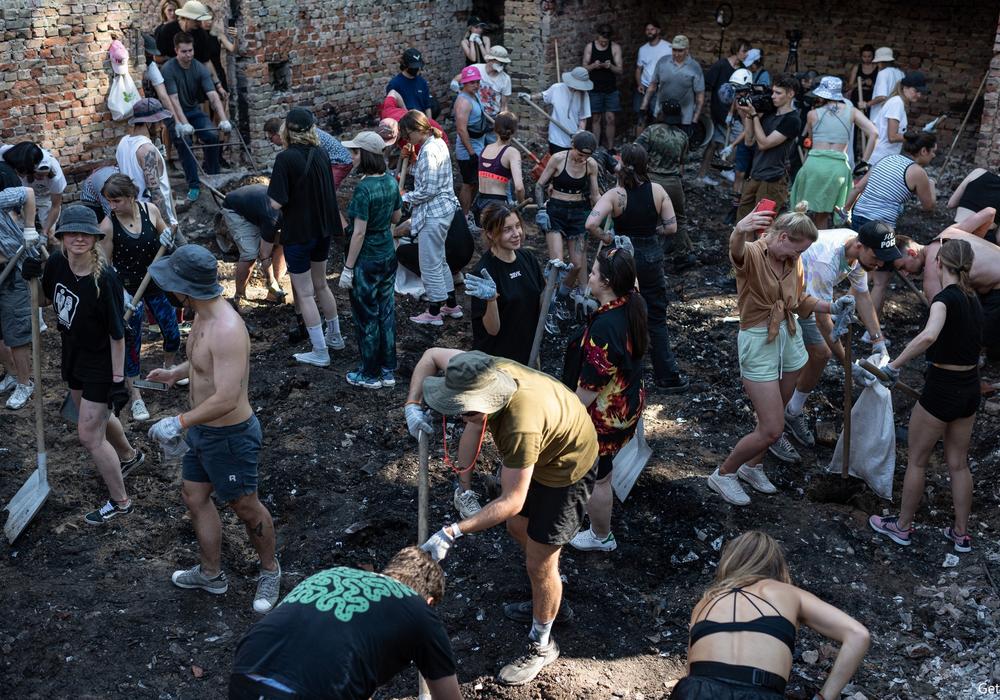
[870,239,983,554]
[26,205,144,526]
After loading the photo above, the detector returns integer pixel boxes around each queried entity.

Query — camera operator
[735,74,801,220]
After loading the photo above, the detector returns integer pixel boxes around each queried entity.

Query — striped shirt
[0,186,29,260]
[402,135,458,231]
[853,154,913,227]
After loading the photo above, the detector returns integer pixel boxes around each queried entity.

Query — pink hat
[459,65,482,84]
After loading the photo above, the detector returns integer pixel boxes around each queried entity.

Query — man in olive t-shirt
[404,349,598,687]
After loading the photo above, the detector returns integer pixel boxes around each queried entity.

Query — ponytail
[595,246,649,360]
[617,143,649,191]
[937,239,976,298]
[398,110,444,142]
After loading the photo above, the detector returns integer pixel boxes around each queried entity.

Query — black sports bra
[552,156,588,195]
[688,587,796,653]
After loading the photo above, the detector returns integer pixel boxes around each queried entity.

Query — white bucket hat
[808,76,845,101]
[873,47,894,63]
[562,66,593,91]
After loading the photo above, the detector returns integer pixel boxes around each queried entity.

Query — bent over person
[145,245,280,614]
[406,350,598,686]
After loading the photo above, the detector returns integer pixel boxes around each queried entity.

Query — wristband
[344,265,354,271]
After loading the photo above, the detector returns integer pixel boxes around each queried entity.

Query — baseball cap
[285,107,315,132]
[402,48,424,69]
[671,35,689,50]
[743,48,761,67]
[857,221,903,263]
[128,97,172,125]
[341,131,386,155]
[901,71,930,94]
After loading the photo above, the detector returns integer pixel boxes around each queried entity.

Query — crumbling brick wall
[974,18,1000,169]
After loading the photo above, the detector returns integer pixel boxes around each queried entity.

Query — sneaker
[294,349,330,367]
[130,398,150,421]
[380,368,396,387]
[707,468,751,506]
[171,564,229,594]
[719,169,735,183]
[346,371,382,389]
[654,373,690,394]
[176,377,190,387]
[504,599,575,624]
[453,487,482,519]
[440,304,464,318]
[497,639,560,686]
[942,527,972,553]
[697,175,720,186]
[768,434,801,463]
[737,463,777,494]
[0,373,16,394]
[5,382,33,410]
[84,499,133,526]
[120,449,146,478]
[569,527,617,552]
[784,408,815,447]
[187,187,200,202]
[410,311,443,326]
[253,561,282,613]
[325,329,346,350]
[868,514,913,546]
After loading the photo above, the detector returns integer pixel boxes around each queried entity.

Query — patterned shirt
[636,124,688,179]
[80,166,119,217]
[0,186,29,260]
[401,135,458,231]
[317,128,352,166]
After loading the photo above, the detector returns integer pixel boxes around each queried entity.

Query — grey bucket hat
[55,205,104,238]
[149,244,224,299]
[422,351,517,415]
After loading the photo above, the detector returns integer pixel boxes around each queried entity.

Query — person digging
[144,245,280,614]
[406,349,598,686]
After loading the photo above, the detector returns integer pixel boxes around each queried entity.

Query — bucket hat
[55,205,104,239]
[486,45,511,63]
[422,351,517,416]
[873,47,894,63]
[342,131,386,155]
[808,76,846,102]
[460,65,482,84]
[562,66,593,91]
[128,97,173,124]
[176,0,212,21]
[149,244,224,299]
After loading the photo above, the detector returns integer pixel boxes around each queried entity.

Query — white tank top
[115,134,177,225]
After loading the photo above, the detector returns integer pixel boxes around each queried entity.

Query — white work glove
[464,270,497,300]
[22,227,40,248]
[339,267,354,290]
[148,415,183,443]
[851,362,877,387]
[544,258,569,278]
[612,235,634,256]
[719,144,734,160]
[470,33,483,45]
[404,403,434,439]
[872,340,888,358]
[177,122,195,137]
[219,120,233,132]
[159,228,175,250]
[517,92,531,102]
[421,524,462,562]
[831,295,856,316]
[450,79,461,93]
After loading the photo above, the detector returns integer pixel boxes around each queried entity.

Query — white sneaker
[707,468,751,506]
[131,398,150,421]
[176,377,190,387]
[294,349,330,367]
[0,374,17,394]
[719,169,735,183]
[5,382,33,410]
[737,463,778,494]
[325,329,345,350]
[697,175,720,186]
[569,527,617,552]
[453,487,482,519]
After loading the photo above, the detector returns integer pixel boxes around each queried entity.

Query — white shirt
[0,144,66,201]
[115,134,177,225]
[868,66,904,123]
[145,61,164,87]
[542,83,591,148]
[471,64,511,118]
[637,40,672,88]
[801,228,869,301]
[869,95,907,166]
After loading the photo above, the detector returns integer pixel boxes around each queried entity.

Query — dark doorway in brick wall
[471,1,504,39]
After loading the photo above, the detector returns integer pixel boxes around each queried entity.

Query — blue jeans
[350,255,398,377]
[126,291,180,377]
[631,235,681,382]
[174,108,220,188]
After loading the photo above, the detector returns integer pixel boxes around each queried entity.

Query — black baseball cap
[901,71,930,94]
[285,107,315,132]
[660,99,683,125]
[402,48,424,69]
[857,220,903,263]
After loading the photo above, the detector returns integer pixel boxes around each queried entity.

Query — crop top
[689,587,796,654]
[478,145,513,183]
[926,283,983,366]
[551,156,588,195]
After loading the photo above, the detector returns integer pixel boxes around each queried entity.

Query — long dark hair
[595,246,648,360]
[617,143,649,191]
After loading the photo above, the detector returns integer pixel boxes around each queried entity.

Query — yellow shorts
[737,320,808,382]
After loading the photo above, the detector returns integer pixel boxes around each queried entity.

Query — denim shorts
[589,90,621,113]
[283,236,330,274]
[0,272,31,348]
[734,143,753,173]
[547,199,590,239]
[737,321,808,382]
[796,315,826,347]
[182,415,261,503]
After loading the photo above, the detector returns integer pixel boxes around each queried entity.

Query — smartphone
[753,198,777,215]
[133,379,168,391]
[227,18,237,27]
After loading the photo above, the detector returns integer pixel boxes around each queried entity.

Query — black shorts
[457,157,478,185]
[918,365,980,422]
[518,464,597,546]
[472,193,508,226]
[671,675,783,700]
[979,289,1000,359]
[548,143,569,155]
[67,376,112,403]
[596,453,614,480]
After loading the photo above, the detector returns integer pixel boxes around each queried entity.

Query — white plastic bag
[612,418,652,502]
[108,72,140,120]
[828,354,895,499]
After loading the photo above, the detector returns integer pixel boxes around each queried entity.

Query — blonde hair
[61,233,110,298]
[937,238,976,298]
[764,201,818,244]
[280,122,320,148]
[702,531,792,601]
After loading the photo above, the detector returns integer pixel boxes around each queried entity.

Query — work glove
[404,403,433,439]
[833,206,851,226]
[879,364,899,389]
[725,113,733,125]
[517,92,531,103]
[421,525,462,562]
[177,122,195,137]
[22,227,40,249]
[872,339,889,358]
[159,228,175,250]
[20,256,43,280]
[471,33,483,45]
[450,79,460,93]
[108,381,129,416]
[219,120,233,132]
[719,144,734,160]
[922,115,944,133]
[831,295,856,316]
[851,362,877,387]
[612,235,634,256]
[149,415,183,443]
[464,270,497,300]
[534,207,551,232]
[544,258,569,278]
[338,267,354,290]
[852,160,870,179]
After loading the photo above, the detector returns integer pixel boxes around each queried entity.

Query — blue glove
[612,235,634,256]
[535,208,551,232]
[464,270,497,300]
[880,365,899,389]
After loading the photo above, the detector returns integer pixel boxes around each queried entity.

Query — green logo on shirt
[282,567,416,621]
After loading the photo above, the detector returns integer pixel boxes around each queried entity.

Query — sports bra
[552,155,588,195]
[688,587,797,654]
[478,145,512,183]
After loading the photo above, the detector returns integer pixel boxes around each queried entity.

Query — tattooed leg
[232,493,277,571]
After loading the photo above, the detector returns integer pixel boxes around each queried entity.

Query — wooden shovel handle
[859,360,922,400]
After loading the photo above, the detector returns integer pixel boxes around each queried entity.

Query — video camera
[736,84,776,116]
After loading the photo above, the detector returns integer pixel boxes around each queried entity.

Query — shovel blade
[61,391,78,423]
[4,468,51,543]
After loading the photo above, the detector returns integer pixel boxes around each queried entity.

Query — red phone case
[754,198,777,214]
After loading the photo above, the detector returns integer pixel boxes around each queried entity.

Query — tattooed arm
[140,145,166,213]
[652,182,677,236]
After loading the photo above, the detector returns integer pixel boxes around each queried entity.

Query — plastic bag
[612,418,652,502]
[107,39,139,120]
[827,353,895,499]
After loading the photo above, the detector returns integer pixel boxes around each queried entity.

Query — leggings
[126,290,180,378]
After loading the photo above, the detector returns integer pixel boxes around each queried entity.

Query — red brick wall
[974,18,1000,168]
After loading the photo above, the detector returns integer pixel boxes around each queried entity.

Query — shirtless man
[145,245,280,613]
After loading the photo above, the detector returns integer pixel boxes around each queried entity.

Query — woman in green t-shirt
[339,131,403,389]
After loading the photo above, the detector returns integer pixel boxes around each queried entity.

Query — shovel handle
[29,278,46,461]
[859,360,922,400]
[124,245,168,322]
[0,245,26,287]
[529,265,561,368]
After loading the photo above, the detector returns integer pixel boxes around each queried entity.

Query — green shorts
[737,320,808,382]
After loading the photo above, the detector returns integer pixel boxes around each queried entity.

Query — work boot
[497,638,560,686]
[768,434,801,463]
[783,407,815,447]
[503,599,574,625]
[171,564,229,594]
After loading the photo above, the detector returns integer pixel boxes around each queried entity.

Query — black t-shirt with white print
[41,251,125,383]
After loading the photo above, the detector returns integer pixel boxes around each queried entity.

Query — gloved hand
[544,258,569,278]
[851,362,877,387]
[612,234,634,255]
[831,295,856,316]
[471,33,483,45]
[149,415,183,443]
[219,120,233,132]
[108,381,129,416]
[177,122,195,137]
[517,92,531,103]
[404,402,433,439]
[535,207,551,232]
[339,267,354,290]
[421,524,462,562]
[464,270,497,300]
[20,256,43,280]
[159,228,175,250]
[719,144,734,160]
[450,79,461,93]
[872,340,888,358]
[22,227,40,248]
[880,364,899,389]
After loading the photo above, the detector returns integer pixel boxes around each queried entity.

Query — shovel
[4,277,51,542]
[528,262,564,369]
[859,360,921,400]
[416,431,430,700]
[0,245,27,287]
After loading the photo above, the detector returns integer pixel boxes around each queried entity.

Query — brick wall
[974,16,1000,168]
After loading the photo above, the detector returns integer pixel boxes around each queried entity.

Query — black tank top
[111,202,160,294]
[552,157,588,196]
[857,63,878,103]
[958,172,1000,227]
[590,42,615,93]
[612,181,657,237]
